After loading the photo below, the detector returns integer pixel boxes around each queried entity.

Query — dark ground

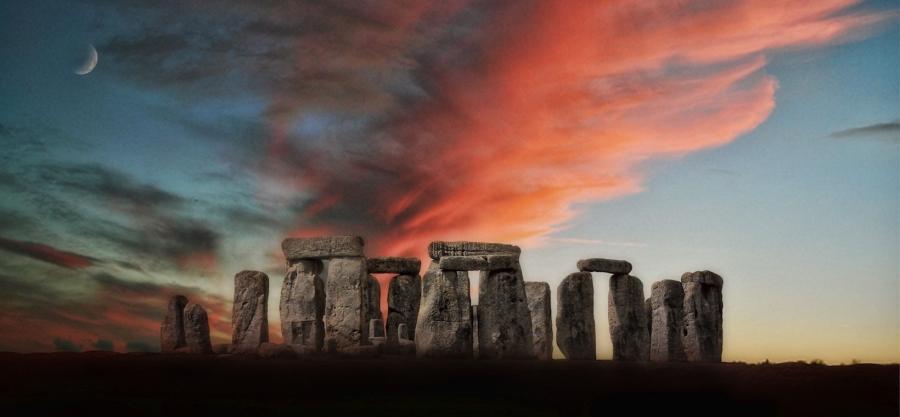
[0,352,896,417]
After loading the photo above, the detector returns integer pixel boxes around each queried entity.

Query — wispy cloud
[830,121,900,140]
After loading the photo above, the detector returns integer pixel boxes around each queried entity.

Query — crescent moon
[75,44,98,76]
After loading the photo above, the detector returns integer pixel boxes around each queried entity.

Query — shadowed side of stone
[160,295,188,352]
[183,302,212,354]
[477,267,534,359]
[556,272,595,360]
[367,257,421,275]
[232,271,269,352]
[650,280,686,362]
[525,282,553,360]
[415,261,473,358]
[279,260,325,352]
[387,274,420,349]
[282,236,365,261]
[428,241,521,260]
[682,270,724,362]
[577,258,632,274]
[608,273,649,361]
[324,257,367,353]
[366,274,383,336]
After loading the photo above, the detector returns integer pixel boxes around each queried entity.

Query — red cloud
[268,1,886,260]
[0,237,97,269]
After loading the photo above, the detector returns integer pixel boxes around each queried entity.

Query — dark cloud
[39,163,185,210]
[93,339,114,351]
[0,237,98,269]
[52,338,81,352]
[831,121,900,140]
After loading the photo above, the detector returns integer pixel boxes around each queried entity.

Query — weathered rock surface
[645,297,653,360]
[386,274,420,348]
[324,257,367,353]
[232,271,269,352]
[650,280,686,362]
[471,305,479,358]
[577,258,632,274]
[183,302,212,354]
[393,323,416,355]
[415,261,473,358]
[282,236,365,261]
[477,268,534,359]
[279,260,325,351]
[525,282,553,360]
[556,272,596,360]
[439,254,520,271]
[369,318,385,338]
[608,273,649,361]
[367,257,421,275]
[258,343,296,359]
[160,295,188,352]
[428,241,520,260]
[682,270,724,362]
[366,274,383,338]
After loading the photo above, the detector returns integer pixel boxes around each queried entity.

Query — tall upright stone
[183,302,212,354]
[160,295,188,352]
[681,270,724,362]
[386,274,421,348]
[415,261,473,358]
[477,267,534,359]
[650,280,686,362]
[556,272,595,360]
[279,259,325,351]
[232,270,269,352]
[608,273,649,361]
[525,282,553,360]
[324,257,367,352]
[366,274,383,337]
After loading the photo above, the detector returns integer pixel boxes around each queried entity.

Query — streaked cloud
[830,121,900,140]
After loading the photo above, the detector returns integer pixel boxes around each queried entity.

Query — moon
[74,44,98,76]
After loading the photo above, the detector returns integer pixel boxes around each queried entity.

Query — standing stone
[472,305,479,358]
[279,259,325,351]
[415,261,473,358]
[324,257,367,352]
[525,282,553,360]
[556,272,595,360]
[477,268,534,359]
[645,297,653,359]
[183,302,212,354]
[232,271,269,352]
[608,273,649,361]
[681,271,724,362]
[387,274,421,347]
[650,280,686,362]
[366,274,383,336]
[160,295,188,352]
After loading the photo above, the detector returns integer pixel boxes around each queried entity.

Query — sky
[0,0,897,363]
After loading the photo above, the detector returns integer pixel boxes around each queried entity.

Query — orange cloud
[267,0,886,260]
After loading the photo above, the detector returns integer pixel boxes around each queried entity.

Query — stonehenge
[525,282,553,360]
[556,272,596,360]
[682,271,724,362]
[650,280,685,362]
[608,273,650,361]
[159,235,725,363]
[232,270,269,352]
